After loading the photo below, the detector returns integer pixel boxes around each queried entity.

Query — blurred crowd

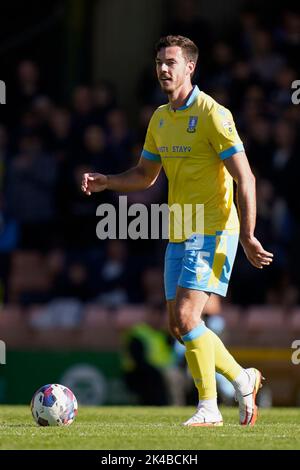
[0,2,299,318]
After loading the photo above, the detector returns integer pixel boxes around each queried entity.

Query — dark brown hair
[155,35,199,65]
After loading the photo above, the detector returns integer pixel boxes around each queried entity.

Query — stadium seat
[83,304,110,326]
[245,306,284,332]
[222,305,242,329]
[113,305,147,329]
[8,251,52,302]
[0,305,23,327]
[290,308,300,333]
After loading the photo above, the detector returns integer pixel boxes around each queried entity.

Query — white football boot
[234,368,263,426]
[183,407,223,427]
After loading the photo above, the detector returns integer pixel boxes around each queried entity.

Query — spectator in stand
[250,29,285,83]
[275,8,300,72]
[161,0,212,75]
[94,240,130,307]
[92,80,118,126]
[9,61,42,126]
[247,117,274,177]
[106,108,134,173]
[7,134,57,249]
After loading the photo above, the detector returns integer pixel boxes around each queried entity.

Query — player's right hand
[81,172,108,196]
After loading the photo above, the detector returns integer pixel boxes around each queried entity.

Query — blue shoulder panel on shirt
[219,143,244,160]
[141,149,161,162]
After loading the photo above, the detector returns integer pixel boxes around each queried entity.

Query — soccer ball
[31,383,78,426]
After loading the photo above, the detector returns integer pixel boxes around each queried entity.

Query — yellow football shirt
[142,86,243,242]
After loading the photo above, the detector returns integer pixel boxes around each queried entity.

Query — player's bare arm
[81,157,162,196]
[224,152,274,269]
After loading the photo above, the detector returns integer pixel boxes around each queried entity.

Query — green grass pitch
[0,406,299,450]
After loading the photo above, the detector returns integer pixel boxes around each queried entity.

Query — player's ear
[187,61,196,76]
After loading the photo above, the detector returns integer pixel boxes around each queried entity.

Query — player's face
[156,46,192,93]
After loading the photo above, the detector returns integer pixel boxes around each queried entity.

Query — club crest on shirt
[187,116,198,133]
[159,119,164,128]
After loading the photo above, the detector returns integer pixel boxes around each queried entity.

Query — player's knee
[175,304,200,334]
[175,303,189,323]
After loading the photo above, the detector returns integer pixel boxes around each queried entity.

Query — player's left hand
[240,236,273,269]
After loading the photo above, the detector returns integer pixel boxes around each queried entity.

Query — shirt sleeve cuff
[219,143,244,160]
[141,149,161,162]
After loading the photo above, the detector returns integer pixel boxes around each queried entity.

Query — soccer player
[81,35,273,426]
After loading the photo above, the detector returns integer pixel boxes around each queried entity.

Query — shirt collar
[175,85,200,111]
